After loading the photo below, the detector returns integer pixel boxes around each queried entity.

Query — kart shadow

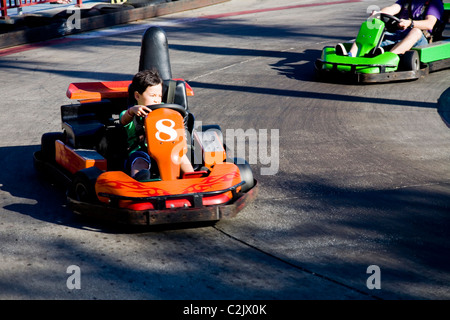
[170,43,322,83]
[437,87,450,128]
[0,145,216,233]
[270,49,322,82]
[0,145,71,223]
[187,80,438,110]
[0,59,133,83]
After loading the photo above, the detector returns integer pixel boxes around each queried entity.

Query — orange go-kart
[33,27,257,226]
[34,90,257,226]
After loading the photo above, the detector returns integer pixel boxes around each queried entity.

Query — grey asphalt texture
[0,0,449,304]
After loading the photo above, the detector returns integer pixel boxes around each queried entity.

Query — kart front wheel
[232,158,255,193]
[70,167,103,203]
[399,50,419,72]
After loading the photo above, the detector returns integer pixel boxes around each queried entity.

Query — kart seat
[428,16,447,43]
[163,79,195,135]
[63,118,105,149]
[163,79,189,110]
[61,100,122,149]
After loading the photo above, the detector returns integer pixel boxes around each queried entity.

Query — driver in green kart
[336,0,444,57]
[120,68,194,181]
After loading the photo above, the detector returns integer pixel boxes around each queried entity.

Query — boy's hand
[131,105,152,118]
[369,10,380,17]
[121,105,153,126]
[398,19,411,30]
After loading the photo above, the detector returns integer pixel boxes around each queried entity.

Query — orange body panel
[55,140,107,174]
[66,79,194,100]
[95,162,242,209]
[145,108,187,180]
[66,81,131,100]
[204,149,226,169]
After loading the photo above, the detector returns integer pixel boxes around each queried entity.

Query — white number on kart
[155,119,178,142]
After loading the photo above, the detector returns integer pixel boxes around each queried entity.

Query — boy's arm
[120,105,152,125]
[379,3,402,16]
[369,3,401,19]
[120,108,135,126]
[398,14,438,30]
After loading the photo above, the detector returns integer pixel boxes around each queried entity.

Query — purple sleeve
[394,0,408,20]
[426,0,444,21]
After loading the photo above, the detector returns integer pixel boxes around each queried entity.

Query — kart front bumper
[66,180,258,226]
[34,150,258,226]
[314,59,428,83]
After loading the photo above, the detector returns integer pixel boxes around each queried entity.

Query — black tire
[399,50,420,72]
[232,157,255,193]
[41,132,64,163]
[70,167,103,203]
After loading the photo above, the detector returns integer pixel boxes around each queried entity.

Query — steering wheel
[147,103,187,118]
[377,13,402,33]
[134,103,187,127]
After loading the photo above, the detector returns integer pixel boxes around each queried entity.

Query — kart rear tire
[232,157,255,193]
[399,50,419,72]
[70,167,102,203]
[41,132,64,163]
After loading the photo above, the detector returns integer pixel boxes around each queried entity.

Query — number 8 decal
[155,119,178,142]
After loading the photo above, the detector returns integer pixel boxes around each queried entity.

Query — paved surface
[0,0,231,49]
[0,0,449,305]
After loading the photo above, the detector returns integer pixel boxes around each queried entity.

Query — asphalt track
[0,0,449,303]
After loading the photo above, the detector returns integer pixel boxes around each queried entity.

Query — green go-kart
[315,12,450,83]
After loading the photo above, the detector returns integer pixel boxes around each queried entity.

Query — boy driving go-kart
[337,0,444,57]
[315,0,450,83]
[120,68,194,181]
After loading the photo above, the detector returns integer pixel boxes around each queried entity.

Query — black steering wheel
[147,103,187,118]
[134,103,187,127]
[377,13,402,33]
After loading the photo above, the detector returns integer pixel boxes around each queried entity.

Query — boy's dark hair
[129,68,163,96]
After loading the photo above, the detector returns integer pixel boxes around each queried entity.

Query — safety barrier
[1,0,83,17]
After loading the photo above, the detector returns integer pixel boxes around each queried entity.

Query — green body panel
[414,39,450,63]
[321,46,399,73]
[319,18,398,74]
[355,19,385,57]
[444,2,450,11]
